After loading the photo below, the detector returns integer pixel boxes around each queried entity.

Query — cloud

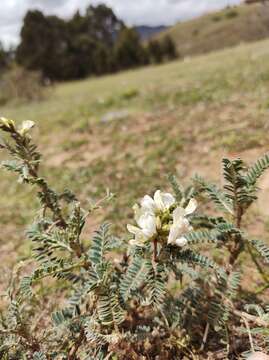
[0,0,242,47]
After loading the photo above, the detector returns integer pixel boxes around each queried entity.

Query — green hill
[1,37,269,273]
[157,3,269,57]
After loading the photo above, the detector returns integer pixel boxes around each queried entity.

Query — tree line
[1,4,178,81]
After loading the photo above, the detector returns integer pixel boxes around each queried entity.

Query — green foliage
[246,153,269,186]
[168,174,184,202]
[89,223,112,265]
[16,5,177,81]
[0,41,11,74]
[160,35,178,60]
[33,352,47,360]
[146,262,166,308]
[147,39,164,64]
[114,28,148,70]
[0,118,268,359]
[250,240,269,264]
[97,293,125,326]
[120,257,150,301]
[0,65,44,105]
[194,175,233,214]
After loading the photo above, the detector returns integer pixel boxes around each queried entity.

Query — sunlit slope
[1,37,269,267]
[157,3,269,57]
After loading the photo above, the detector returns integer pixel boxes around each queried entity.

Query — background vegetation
[0,1,269,358]
[0,4,177,82]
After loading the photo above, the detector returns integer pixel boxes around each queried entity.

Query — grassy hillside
[1,37,269,276]
[157,3,269,57]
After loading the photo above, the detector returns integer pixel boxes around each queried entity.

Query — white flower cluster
[127,190,197,248]
[0,117,35,136]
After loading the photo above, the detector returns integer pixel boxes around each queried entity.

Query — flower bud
[162,224,170,232]
[156,216,162,230]
[0,117,15,131]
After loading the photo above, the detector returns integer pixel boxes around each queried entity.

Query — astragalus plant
[0,117,268,359]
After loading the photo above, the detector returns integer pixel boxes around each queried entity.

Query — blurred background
[1,0,269,268]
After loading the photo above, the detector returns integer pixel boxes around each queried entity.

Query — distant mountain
[134,26,168,41]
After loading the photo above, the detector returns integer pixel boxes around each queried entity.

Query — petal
[135,230,148,244]
[127,224,140,235]
[133,204,144,224]
[141,195,156,213]
[161,192,175,209]
[172,207,186,223]
[22,120,35,131]
[185,198,197,215]
[168,218,191,244]
[168,224,179,244]
[175,237,188,247]
[154,190,175,210]
[137,212,155,230]
[142,216,156,237]
[129,238,145,247]
[154,190,164,210]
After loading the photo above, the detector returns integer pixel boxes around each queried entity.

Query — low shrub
[0,66,45,105]
[225,9,239,19]
[0,118,268,359]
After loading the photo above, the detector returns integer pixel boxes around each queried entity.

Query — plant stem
[153,238,158,262]
[68,328,85,360]
[255,282,269,295]
[199,322,210,351]
[242,316,254,353]
[229,205,244,267]
[232,308,269,328]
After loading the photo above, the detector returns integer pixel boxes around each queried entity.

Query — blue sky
[0,0,242,46]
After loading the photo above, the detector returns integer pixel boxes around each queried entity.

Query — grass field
[1,37,269,275]
[157,3,269,57]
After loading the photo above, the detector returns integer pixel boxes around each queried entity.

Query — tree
[161,35,178,60]
[147,39,164,64]
[0,42,9,74]
[16,5,172,80]
[16,11,69,80]
[85,4,124,47]
[114,27,148,70]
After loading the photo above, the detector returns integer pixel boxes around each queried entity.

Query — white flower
[154,190,175,211]
[127,210,157,247]
[127,190,176,246]
[19,120,35,136]
[168,198,197,247]
[140,190,175,214]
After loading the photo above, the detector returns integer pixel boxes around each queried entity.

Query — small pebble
[248,352,269,360]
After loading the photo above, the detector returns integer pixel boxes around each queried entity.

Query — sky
[1,0,242,47]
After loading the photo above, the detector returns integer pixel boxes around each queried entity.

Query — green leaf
[246,153,269,185]
[177,249,220,271]
[89,223,111,266]
[168,174,184,202]
[146,263,166,308]
[19,276,33,298]
[85,321,120,346]
[120,257,151,300]
[52,309,72,326]
[250,240,269,263]
[185,229,219,245]
[97,293,125,326]
[33,352,47,360]
[194,175,233,214]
